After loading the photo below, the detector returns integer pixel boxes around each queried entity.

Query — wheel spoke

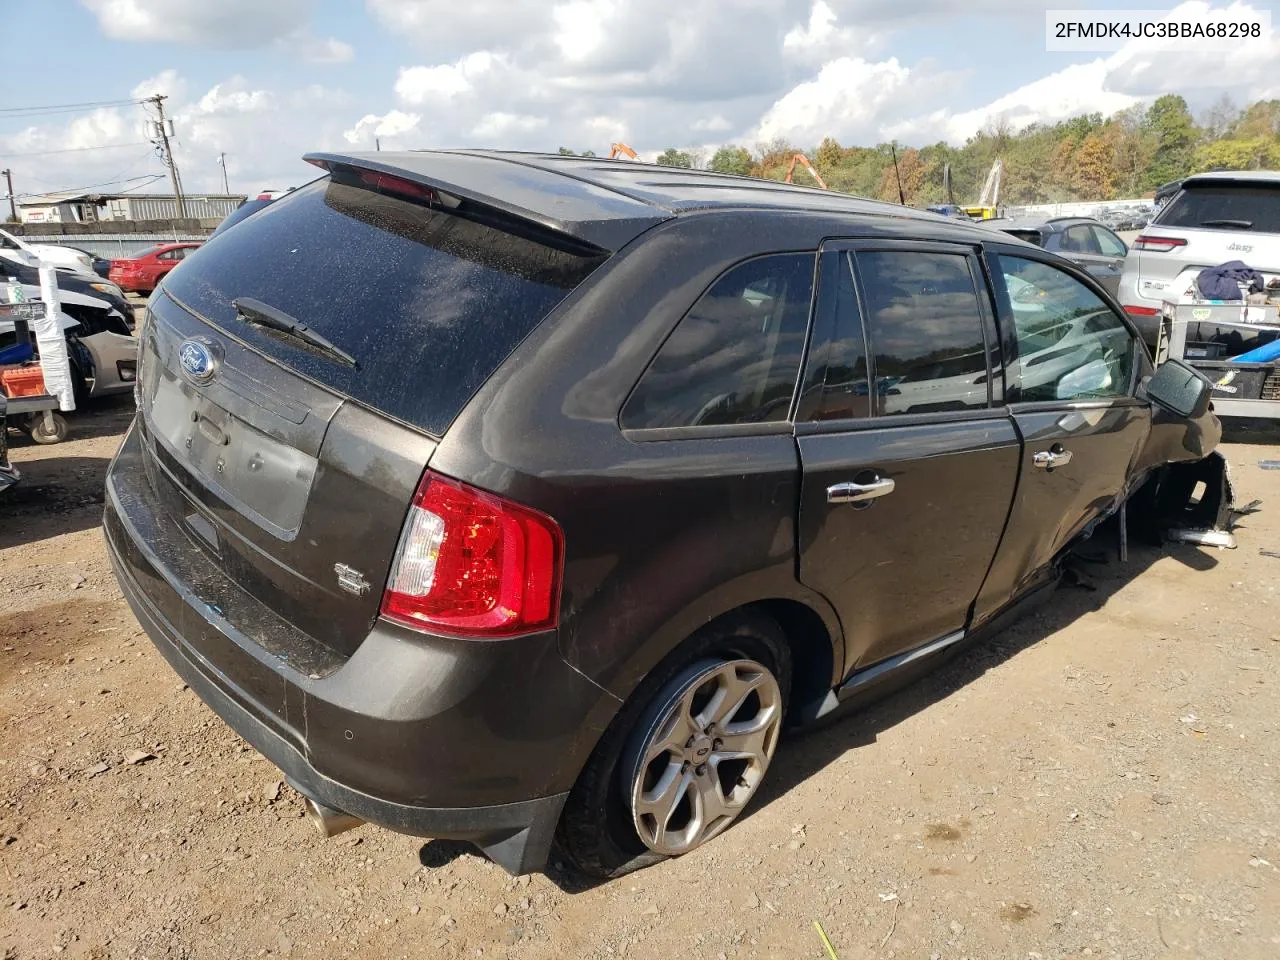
[706,666,767,728]
[635,760,687,822]
[694,766,730,821]
[644,708,694,764]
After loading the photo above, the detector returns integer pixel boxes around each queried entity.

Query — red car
[108,242,202,294]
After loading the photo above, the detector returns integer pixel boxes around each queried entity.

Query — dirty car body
[104,151,1220,878]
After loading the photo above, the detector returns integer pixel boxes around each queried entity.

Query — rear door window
[1061,224,1102,254]
[161,175,606,437]
[854,250,990,416]
[1157,184,1280,234]
[1091,225,1127,257]
[622,253,816,429]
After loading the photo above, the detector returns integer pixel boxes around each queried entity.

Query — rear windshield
[163,175,606,436]
[1156,183,1280,234]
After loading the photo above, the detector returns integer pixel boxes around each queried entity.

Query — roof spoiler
[303,152,649,253]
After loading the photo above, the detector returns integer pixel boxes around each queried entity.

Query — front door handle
[1033,448,1073,469]
[827,477,896,504]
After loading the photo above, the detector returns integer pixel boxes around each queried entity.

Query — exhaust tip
[304,797,364,838]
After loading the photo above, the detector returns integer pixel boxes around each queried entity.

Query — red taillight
[1133,235,1188,253]
[380,472,563,638]
[1123,304,1160,317]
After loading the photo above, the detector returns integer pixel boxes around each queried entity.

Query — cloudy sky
[2,0,1277,199]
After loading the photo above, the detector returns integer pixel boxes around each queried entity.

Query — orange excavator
[783,153,827,190]
[608,142,638,160]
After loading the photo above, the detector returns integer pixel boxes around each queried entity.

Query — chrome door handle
[827,478,895,504]
[1033,449,1073,469]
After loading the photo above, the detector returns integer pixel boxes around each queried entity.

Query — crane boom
[783,153,828,190]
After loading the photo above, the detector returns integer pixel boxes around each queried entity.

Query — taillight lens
[380,472,563,638]
[1123,304,1160,316]
[1133,235,1188,253]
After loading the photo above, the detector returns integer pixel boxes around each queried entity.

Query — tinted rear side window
[1004,229,1044,247]
[164,176,605,436]
[1157,184,1280,234]
[622,253,815,429]
[855,250,989,416]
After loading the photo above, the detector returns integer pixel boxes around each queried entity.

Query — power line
[14,173,165,200]
[0,141,152,159]
[0,98,147,118]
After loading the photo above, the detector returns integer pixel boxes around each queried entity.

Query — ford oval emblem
[178,338,217,384]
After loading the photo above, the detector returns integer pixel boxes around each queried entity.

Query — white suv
[1116,170,1280,345]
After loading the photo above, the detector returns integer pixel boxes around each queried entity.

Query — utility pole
[1,169,14,221]
[148,94,187,218]
[218,152,229,194]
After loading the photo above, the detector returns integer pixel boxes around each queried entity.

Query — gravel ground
[2,397,1279,960]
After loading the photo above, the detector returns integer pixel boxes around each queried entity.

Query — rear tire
[557,610,790,879]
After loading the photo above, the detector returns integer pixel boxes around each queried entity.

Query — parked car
[0,394,18,494]
[0,252,137,403]
[208,196,276,240]
[109,242,202,293]
[0,228,96,276]
[1117,170,1280,346]
[104,150,1220,880]
[65,245,113,279]
[985,216,1129,295]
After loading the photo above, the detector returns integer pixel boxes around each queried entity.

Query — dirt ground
[3,396,1280,960]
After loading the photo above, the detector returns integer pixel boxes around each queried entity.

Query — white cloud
[395,52,501,103]
[755,57,912,144]
[132,69,188,104]
[887,60,1140,144]
[342,110,423,146]
[81,0,352,63]
[783,0,879,65]
[284,30,356,64]
[81,0,309,46]
[471,112,548,139]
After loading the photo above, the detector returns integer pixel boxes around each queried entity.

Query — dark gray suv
[105,151,1219,879]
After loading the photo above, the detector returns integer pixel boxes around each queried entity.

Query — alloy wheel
[624,658,782,856]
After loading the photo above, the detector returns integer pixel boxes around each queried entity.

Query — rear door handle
[1033,449,1073,469]
[827,478,895,504]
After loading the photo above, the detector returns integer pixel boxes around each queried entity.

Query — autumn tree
[877,147,927,204]
[1073,132,1116,199]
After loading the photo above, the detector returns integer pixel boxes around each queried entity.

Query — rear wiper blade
[232,297,356,367]
[1199,218,1253,229]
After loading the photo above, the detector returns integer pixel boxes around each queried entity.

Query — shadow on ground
[420,515,1224,892]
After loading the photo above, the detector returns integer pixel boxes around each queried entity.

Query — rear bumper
[104,423,616,873]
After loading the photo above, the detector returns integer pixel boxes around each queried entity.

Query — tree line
[559,95,1280,206]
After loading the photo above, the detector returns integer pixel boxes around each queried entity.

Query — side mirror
[1145,359,1212,419]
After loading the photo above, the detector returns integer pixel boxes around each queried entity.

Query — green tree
[1143,94,1199,188]
[1108,104,1155,198]
[815,136,844,169]
[656,148,693,168]
[709,145,753,176]
[1195,138,1280,171]
[1234,99,1280,138]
